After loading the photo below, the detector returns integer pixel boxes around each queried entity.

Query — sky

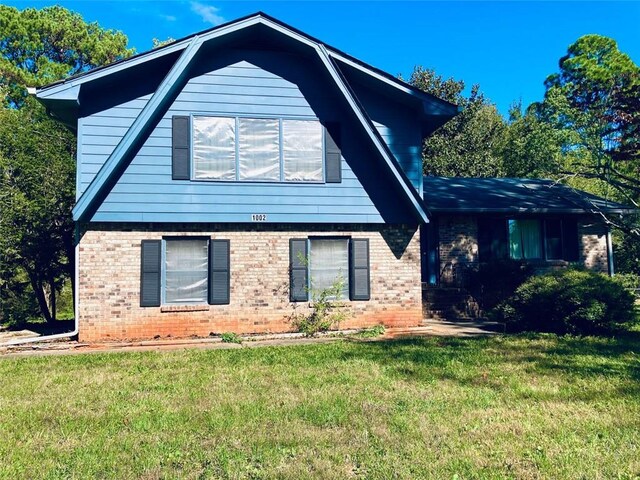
[4,1,640,115]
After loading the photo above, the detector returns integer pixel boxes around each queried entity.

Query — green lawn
[1,334,639,479]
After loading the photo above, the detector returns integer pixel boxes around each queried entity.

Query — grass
[1,333,639,479]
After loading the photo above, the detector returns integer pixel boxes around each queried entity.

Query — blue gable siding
[349,81,424,196]
[78,49,418,224]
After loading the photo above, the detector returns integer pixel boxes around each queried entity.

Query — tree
[534,34,640,211]
[0,6,133,323]
[0,5,133,106]
[0,100,75,322]
[499,102,564,178]
[523,34,640,274]
[408,66,506,177]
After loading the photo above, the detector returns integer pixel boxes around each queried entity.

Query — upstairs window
[192,116,323,183]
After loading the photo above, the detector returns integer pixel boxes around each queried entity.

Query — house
[420,177,634,319]
[35,12,458,342]
[35,13,632,342]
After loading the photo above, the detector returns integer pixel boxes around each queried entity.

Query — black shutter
[562,218,580,262]
[209,239,230,305]
[172,115,190,180]
[140,240,161,307]
[350,239,370,301]
[324,123,342,183]
[290,239,308,302]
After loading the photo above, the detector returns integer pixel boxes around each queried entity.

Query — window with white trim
[309,238,350,300]
[164,239,209,304]
[192,116,323,182]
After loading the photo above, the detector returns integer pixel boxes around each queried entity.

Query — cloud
[160,14,177,22]
[190,2,225,26]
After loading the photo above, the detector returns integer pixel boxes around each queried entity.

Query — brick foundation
[78,223,422,342]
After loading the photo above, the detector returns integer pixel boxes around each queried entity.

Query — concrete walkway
[0,320,503,358]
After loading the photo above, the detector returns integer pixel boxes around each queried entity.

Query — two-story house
[35,13,459,341]
[36,13,632,341]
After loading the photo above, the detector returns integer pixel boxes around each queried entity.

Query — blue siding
[78,50,418,224]
[349,81,424,195]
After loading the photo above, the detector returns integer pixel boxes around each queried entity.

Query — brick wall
[78,224,422,342]
[438,215,479,287]
[578,218,610,273]
[435,214,610,283]
[425,214,611,321]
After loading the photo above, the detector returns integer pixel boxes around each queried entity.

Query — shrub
[290,277,349,337]
[467,260,534,311]
[220,332,242,344]
[494,269,636,335]
[355,324,386,338]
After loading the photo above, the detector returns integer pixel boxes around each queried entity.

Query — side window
[508,219,543,260]
[140,238,230,307]
[164,239,209,304]
[309,238,350,300]
[289,238,370,302]
[544,219,563,260]
[478,217,580,262]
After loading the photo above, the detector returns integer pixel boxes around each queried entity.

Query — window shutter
[140,240,161,307]
[209,239,230,305]
[562,219,580,262]
[290,239,308,302]
[172,115,190,180]
[324,123,342,183]
[350,239,370,301]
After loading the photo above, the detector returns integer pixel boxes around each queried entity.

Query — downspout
[2,244,80,346]
[606,228,615,277]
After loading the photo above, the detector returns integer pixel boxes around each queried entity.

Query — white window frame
[162,237,210,305]
[191,114,325,184]
[308,237,350,301]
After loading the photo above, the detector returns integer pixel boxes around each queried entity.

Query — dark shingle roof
[422,177,635,215]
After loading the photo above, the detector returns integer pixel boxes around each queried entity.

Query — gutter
[606,229,615,277]
[1,243,80,346]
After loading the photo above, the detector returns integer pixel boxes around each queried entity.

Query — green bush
[220,332,242,344]
[467,259,534,311]
[494,269,636,335]
[290,277,349,337]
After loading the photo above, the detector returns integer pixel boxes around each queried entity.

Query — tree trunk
[26,269,53,323]
[48,277,57,322]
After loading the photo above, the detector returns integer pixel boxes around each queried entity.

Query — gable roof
[422,177,636,215]
[36,13,451,224]
[37,12,458,120]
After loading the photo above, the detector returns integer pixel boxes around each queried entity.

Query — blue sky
[5,1,640,115]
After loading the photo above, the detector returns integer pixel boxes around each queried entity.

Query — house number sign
[251,214,267,222]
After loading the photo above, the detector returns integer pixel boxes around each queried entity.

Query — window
[508,219,542,260]
[309,239,349,299]
[139,238,230,307]
[289,238,370,302]
[544,219,563,260]
[478,217,579,262]
[164,239,209,304]
[192,116,323,183]
[283,119,323,181]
